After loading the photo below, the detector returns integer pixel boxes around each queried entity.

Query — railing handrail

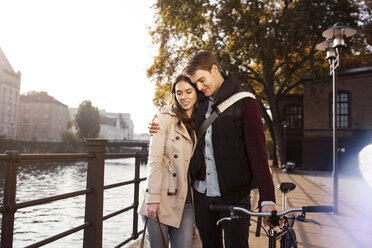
[0,139,148,248]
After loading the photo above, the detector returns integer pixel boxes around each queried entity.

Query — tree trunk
[262,63,285,167]
[258,101,279,167]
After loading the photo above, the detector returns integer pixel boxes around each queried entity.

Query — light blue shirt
[193,97,221,196]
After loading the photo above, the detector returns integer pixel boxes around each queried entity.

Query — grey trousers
[143,203,194,248]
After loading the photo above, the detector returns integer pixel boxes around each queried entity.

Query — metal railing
[0,138,148,248]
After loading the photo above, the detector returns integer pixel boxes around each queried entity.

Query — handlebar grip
[302,206,333,212]
[210,205,233,212]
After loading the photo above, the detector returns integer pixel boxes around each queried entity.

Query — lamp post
[282,120,288,166]
[316,22,356,214]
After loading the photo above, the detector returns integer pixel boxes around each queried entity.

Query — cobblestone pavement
[129,167,372,248]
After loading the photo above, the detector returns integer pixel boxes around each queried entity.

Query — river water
[0,158,148,248]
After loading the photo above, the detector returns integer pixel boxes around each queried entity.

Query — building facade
[68,108,134,140]
[279,66,372,171]
[0,47,21,139]
[17,92,68,142]
[99,110,134,140]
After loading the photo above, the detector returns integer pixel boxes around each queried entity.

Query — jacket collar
[175,122,193,141]
[162,105,177,116]
[162,105,194,142]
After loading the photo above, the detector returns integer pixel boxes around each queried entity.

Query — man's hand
[261,204,277,227]
[148,114,160,136]
[146,203,160,219]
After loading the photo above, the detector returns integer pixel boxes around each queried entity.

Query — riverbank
[0,138,84,153]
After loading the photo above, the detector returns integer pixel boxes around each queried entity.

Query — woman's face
[175,80,197,114]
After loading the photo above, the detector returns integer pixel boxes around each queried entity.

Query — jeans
[193,189,251,248]
[143,203,194,248]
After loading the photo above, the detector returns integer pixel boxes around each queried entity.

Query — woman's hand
[146,203,160,218]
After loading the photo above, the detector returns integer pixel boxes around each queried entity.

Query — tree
[148,0,369,166]
[61,112,80,144]
[75,100,100,140]
[61,130,80,145]
[25,90,42,95]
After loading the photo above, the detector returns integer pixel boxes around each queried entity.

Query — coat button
[174,154,178,158]
[176,136,180,140]
[173,173,177,177]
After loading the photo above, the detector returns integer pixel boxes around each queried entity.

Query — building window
[284,105,303,129]
[330,91,351,128]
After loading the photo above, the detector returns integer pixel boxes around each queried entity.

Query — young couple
[138,51,276,248]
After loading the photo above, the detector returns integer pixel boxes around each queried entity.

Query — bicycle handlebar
[210,205,333,217]
[302,206,333,212]
[210,205,234,212]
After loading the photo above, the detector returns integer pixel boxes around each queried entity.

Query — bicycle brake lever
[216,217,230,225]
[303,218,322,227]
[216,216,239,226]
[297,216,322,228]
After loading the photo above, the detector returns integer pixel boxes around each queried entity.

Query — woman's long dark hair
[171,74,198,145]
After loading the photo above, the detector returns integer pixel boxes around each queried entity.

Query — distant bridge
[106,140,150,152]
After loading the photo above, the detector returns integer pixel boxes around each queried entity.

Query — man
[151,51,276,248]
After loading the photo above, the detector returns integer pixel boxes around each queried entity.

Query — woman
[138,74,198,248]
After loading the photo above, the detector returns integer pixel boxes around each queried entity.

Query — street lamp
[316,38,336,61]
[316,22,356,214]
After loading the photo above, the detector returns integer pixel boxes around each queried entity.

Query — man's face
[188,65,222,97]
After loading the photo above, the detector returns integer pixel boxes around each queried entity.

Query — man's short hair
[182,50,220,76]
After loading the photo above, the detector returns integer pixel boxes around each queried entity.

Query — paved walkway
[128,168,372,248]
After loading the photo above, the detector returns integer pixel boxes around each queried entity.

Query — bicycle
[210,182,333,248]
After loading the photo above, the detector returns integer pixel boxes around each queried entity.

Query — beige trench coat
[138,106,196,228]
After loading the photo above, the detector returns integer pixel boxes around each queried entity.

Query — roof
[100,113,127,128]
[20,92,67,107]
[0,47,20,76]
[339,66,372,76]
[301,65,372,81]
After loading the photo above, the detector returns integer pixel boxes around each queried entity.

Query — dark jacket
[190,72,254,204]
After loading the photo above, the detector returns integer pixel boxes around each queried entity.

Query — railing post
[1,150,20,248]
[132,154,141,239]
[83,138,108,248]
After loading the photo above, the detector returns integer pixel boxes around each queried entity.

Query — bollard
[83,139,108,248]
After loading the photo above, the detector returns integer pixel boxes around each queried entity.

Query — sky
[0,0,158,134]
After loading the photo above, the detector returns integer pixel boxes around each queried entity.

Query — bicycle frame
[211,182,333,248]
[265,190,292,248]
[266,210,294,248]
